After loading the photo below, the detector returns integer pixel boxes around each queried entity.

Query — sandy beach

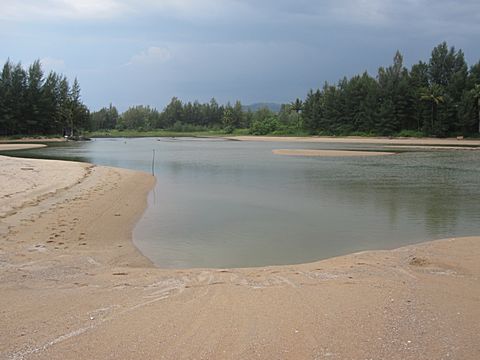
[1,146,480,359]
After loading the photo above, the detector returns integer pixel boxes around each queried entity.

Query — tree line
[2,42,479,138]
[90,42,480,137]
[300,42,480,137]
[0,59,89,137]
[90,99,246,133]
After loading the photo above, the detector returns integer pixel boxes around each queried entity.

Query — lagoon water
[6,137,480,268]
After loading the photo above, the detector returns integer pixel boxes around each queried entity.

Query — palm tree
[471,84,480,134]
[420,84,445,132]
[290,98,303,114]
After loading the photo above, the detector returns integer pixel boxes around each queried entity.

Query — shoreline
[0,144,47,151]
[1,154,479,359]
[272,149,395,157]
[227,135,480,147]
[3,134,480,148]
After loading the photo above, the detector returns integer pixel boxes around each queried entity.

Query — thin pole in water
[151,149,156,176]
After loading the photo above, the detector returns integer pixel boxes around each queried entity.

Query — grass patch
[85,129,233,138]
[395,130,425,138]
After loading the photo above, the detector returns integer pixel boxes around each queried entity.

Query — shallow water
[5,137,480,268]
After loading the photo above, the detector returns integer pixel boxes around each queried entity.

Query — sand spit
[229,135,480,147]
[272,149,395,157]
[0,155,479,360]
[0,138,66,143]
[0,144,47,151]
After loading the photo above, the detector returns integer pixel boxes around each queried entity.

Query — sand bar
[0,137,66,143]
[0,144,47,151]
[1,155,479,359]
[273,149,395,157]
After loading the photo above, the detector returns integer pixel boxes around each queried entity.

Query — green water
[4,138,480,268]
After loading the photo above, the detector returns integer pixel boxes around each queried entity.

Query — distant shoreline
[3,134,480,147]
[272,149,395,157]
[226,135,480,147]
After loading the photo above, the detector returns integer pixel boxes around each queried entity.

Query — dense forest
[0,60,89,137]
[1,42,479,138]
[299,43,480,137]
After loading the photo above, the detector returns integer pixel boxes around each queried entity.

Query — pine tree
[0,60,13,136]
[25,60,44,134]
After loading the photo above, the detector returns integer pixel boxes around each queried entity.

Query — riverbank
[3,134,480,147]
[1,154,479,359]
[0,138,66,143]
[272,149,395,157]
[228,135,480,146]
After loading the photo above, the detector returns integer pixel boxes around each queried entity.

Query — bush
[249,116,279,135]
[223,125,235,134]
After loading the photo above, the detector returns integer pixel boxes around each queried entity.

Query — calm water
[4,138,480,268]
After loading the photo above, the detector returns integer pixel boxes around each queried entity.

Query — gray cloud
[1,0,479,111]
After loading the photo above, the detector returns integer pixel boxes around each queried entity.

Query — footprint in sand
[409,256,429,266]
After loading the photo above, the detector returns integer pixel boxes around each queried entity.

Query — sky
[1,0,480,112]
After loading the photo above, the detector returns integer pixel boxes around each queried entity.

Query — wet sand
[272,149,395,157]
[1,154,479,359]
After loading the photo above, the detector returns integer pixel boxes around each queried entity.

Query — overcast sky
[1,0,479,111]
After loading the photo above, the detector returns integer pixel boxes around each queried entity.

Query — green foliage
[85,129,232,138]
[90,104,119,131]
[290,98,303,113]
[0,59,88,136]
[231,128,250,135]
[222,106,235,133]
[396,130,425,138]
[248,108,278,135]
[116,105,160,130]
[250,116,279,135]
[294,42,480,137]
[420,84,445,135]
[302,89,323,134]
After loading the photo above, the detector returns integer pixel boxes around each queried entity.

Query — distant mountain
[243,102,283,113]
